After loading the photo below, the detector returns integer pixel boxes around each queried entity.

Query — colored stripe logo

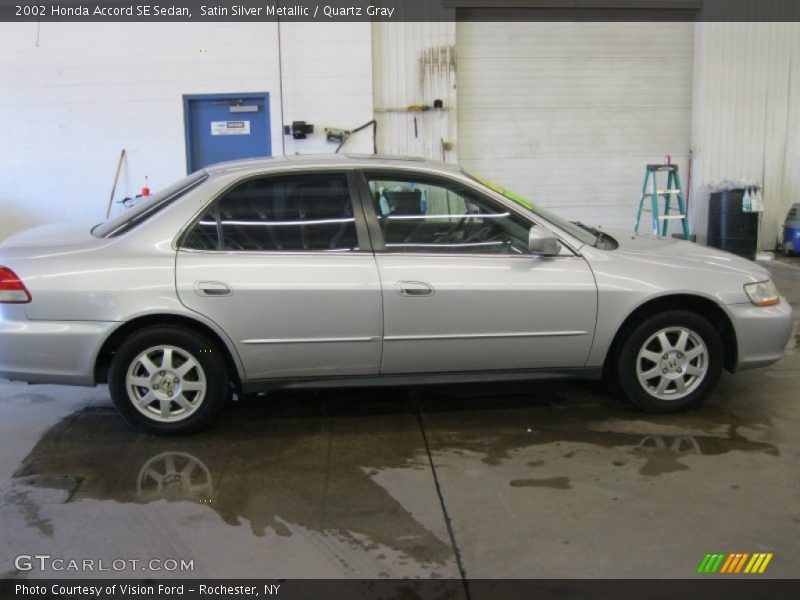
[697,553,773,574]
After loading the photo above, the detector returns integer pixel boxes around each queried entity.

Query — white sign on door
[211,121,251,136]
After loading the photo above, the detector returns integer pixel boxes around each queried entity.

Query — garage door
[457,21,694,231]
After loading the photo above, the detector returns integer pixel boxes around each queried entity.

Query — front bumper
[0,314,116,386]
[729,297,794,370]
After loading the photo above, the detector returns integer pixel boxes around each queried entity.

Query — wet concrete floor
[1,261,798,581]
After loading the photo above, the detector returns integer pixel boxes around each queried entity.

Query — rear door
[358,170,598,374]
[175,170,382,381]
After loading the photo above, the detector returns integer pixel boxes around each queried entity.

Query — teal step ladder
[634,164,690,239]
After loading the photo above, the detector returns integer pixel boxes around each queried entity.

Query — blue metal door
[184,93,271,172]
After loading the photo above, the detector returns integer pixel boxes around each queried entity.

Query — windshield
[464,171,599,247]
[92,171,208,238]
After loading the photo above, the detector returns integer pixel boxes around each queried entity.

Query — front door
[176,170,382,380]
[184,93,271,172]
[360,171,598,374]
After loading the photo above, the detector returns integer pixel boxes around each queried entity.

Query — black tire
[108,326,228,435]
[617,310,723,413]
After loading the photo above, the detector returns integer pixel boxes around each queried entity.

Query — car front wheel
[617,310,723,413]
[108,326,228,435]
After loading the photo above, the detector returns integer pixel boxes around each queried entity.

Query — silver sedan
[0,155,793,434]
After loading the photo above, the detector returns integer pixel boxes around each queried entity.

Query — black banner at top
[1,0,800,22]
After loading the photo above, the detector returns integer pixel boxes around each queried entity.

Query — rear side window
[181,172,359,252]
[92,171,208,238]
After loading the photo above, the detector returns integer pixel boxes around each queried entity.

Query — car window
[182,173,359,252]
[366,175,531,254]
[92,171,208,238]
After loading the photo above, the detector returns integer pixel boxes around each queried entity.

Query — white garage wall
[457,22,694,231]
[3,19,797,250]
[281,22,374,156]
[372,22,458,162]
[690,22,800,250]
[0,22,280,239]
[0,22,373,241]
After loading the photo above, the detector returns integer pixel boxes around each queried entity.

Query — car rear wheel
[617,310,723,412]
[108,326,228,435]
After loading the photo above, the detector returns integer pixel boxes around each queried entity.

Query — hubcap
[126,345,206,423]
[636,327,708,401]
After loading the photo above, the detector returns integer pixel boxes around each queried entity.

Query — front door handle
[397,281,435,297]
[194,281,233,297]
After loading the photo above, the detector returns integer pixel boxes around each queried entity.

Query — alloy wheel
[635,326,709,401]
[125,345,207,422]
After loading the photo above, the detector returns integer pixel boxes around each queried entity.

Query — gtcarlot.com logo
[697,552,773,575]
[14,554,194,573]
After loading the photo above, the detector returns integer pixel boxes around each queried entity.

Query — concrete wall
[0,22,372,241]
[690,22,800,249]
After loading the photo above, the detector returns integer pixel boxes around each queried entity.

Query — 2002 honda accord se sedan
[0,155,793,434]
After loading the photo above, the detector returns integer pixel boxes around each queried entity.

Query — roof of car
[203,153,463,176]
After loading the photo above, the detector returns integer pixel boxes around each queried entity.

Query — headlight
[744,280,780,307]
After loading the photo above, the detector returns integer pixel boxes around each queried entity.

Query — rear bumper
[0,316,116,386]
[729,297,794,370]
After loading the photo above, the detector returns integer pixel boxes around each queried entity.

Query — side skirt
[240,367,603,394]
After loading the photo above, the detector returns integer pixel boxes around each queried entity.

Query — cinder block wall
[0,22,373,241]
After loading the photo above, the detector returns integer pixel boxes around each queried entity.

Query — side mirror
[528,226,561,256]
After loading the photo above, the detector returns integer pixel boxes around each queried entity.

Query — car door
[175,170,383,380]
[358,170,598,374]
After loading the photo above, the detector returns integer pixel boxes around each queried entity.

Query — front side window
[366,175,531,254]
[182,172,359,252]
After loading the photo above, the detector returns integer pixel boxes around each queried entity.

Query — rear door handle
[194,281,233,297]
[397,281,435,297]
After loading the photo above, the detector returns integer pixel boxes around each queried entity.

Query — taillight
[0,266,31,303]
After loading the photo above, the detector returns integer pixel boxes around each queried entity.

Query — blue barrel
[782,203,800,254]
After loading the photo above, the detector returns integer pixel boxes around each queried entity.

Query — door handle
[194,281,233,297]
[397,281,435,297]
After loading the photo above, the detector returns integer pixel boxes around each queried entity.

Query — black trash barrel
[707,189,759,260]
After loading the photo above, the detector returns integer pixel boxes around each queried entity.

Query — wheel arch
[603,294,738,380]
[94,313,243,385]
